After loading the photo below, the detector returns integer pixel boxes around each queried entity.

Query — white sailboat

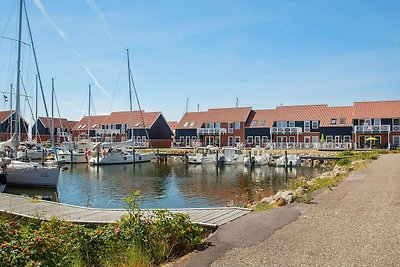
[0,0,59,188]
[89,140,154,165]
[89,49,154,165]
[244,147,270,166]
[187,146,219,164]
[275,154,301,167]
[217,147,244,165]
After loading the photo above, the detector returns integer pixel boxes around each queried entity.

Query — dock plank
[0,193,251,229]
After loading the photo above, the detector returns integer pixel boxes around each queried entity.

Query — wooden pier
[0,193,250,230]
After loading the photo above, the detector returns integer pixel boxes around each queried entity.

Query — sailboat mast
[88,83,91,138]
[35,75,38,140]
[51,78,55,149]
[14,0,23,141]
[9,84,13,138]
[127,49,133,140]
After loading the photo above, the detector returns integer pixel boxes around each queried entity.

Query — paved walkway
[174,154,400,266]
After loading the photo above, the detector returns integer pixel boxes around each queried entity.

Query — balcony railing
[354,125,390,133]
[271,127,302,134]
[197,128,227,135]
[95,129,121,135]
[393,125,400,132]
[264,142,352,150]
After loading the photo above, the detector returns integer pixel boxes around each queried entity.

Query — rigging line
[23,1,50,122]
[20,78,34,139]
[129,71,152,149]
[0,0,18,50]
[53,90,66,143]
[108,57,125,113]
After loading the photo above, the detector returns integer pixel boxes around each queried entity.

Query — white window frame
[312,136,319,143]
[334,136,341,143]
[262,136,268,143]
[288,121,295,127]
[326,136,333,143]
[254,136,260,145]
[374,118,381,126]
[189,122,195,127]
[312,121,319,129]
[330,118,336,125]
[234,136,240,145]
[339,118,346,124]
[251,120,257,126]
[179,136,184,143]
[228,136,234,146]
[304,136,311,143]
[277,136,287,143]
[214,122,220,128]
[247,136,253,144]
[289,136,295,142]
[183,122,189,127]
[343,135,351,142]
[393,118,400,126]
[277,121,287,128]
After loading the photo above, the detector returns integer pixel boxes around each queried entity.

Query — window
[343,136,351,142]
[288,121,295,127]
[142,136,147,142]
[228,122,233,129]
[334,136,341,143]
[312,121,319,129]
[189,122,195,127]
[304,121,310,127]
[234,122,240,129]
[339,118,346,124]
[277,136,287,142]
[312,136,319,143]
[304,136,311,143]
[228,136,234,146]
[374,118,381,126]
[262,136,268,143]
[234,136,240,145]
[214,122,220,128]
[251,120,257,126]
[254,136,260,145]
[277,121,287,128]
[258,120,265,126]
[215,137,220,146]
[92,124,98,128]
[183,122,189,127]
[121,136,126,142]
[361,119,371,126]
[81,125,86,129]
[326,136,333,143]
[247,136,253,144]
[394,119,400,126]
[289,136,295,142]
[330,118,336,125]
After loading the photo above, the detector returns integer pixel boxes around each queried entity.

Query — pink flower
[114,227,121,235]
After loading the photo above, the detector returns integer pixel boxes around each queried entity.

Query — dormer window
[251,120,257,126]
[339,118,346,124]
[258,120,265,126]
[330,118,336,125]
[189,122,195,127]
[183,122,189,127]
[135,122,141,127]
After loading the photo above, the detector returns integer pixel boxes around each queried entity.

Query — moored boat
[244,147,270,166]
[187,146,219,164]
[217,147,244,165]
[276,154,301,167]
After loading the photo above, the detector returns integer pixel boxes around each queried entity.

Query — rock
[274,190,284,199]
[281,190,294,200]
[272,197,285,207]
[295,186,306,196]
[260,196,274,204]
[285,194,296,204]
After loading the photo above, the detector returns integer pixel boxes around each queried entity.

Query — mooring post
[133,148,136,166]
[70,150,73,165]
[285,150,288,168]
[249,149,252,168]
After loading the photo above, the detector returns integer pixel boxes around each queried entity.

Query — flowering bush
[0,191,203,266]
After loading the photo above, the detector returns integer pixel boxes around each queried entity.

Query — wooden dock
[0,193,250,230]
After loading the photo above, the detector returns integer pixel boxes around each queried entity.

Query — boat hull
[5,162,59,187]
[58,152,87,164]
[89,152,154,165]
[16,150,45,160]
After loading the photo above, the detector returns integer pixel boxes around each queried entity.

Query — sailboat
[0,0,59,188]
[58,84,94,163]
[89,49,154,165]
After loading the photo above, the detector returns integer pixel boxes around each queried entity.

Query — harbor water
[5,160,327,209]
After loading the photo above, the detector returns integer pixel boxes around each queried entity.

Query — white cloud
[83,66,111,98]
[85,0,112,39]
[33,0,66,41]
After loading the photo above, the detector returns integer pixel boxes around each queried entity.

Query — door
[254,136,260,146]
[228,136,233,146]
[312,136,319,143]
[304,136,311,143]
[394,136,400,148]
[334,136,341,143]
[185,136,191,146]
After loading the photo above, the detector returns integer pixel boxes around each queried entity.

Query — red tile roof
[353,100,400,119]
[177,107,252,128]
[249,109,276,127]
[102,111,161,128]
[273,104,328,122]
[0,111,13,123]
[319,106,353,127]
[72,115,108,131]
[168,121,178,130]
[39,117,77,129]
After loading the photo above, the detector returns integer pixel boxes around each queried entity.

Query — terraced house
[175,107,255,147]
[71,111,173,148]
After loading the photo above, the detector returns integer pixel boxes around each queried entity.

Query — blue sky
[0,0,399,123]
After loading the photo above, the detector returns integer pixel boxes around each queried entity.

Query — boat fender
[124,156,127,160]
[139,156,142,161]
[0,173,6,185]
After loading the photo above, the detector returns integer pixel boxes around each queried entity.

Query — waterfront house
[245,109,275,147]
[0,110,29,141]
[352,100,400,149]
[32,117,78,143]
[175,107,255,147]
[72,111,173,148]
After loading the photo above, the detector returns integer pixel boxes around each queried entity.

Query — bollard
[284,150,288,168]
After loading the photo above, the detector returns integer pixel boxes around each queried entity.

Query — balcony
[95,129,121,135]
[197,128,227,135]
[354,125,390,133]
[271,127,302,134]
[393,125,400,132]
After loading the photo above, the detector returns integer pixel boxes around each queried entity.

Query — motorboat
[276,154,301,167]
[89,140,154,165]
[58,140,94,164]
[217,147,244,165]
[244,148,270,166]
[16,142,46,160]
[187,146,219,164]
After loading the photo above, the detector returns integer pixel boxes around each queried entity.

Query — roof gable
[353,100,400,119]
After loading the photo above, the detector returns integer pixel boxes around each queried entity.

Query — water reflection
[5,161,326,209]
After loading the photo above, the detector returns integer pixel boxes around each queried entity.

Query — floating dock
[0,193,250,230]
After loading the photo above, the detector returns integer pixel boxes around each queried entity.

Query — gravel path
[212,154,400,266]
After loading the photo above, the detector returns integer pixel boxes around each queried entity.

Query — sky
[0,0,399,124]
